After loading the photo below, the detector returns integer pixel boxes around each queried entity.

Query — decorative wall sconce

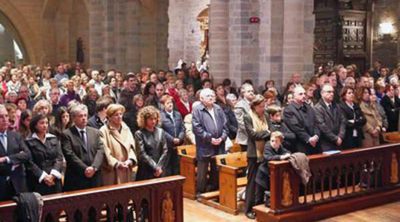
[379,22,395,41]
[380,22,394,35]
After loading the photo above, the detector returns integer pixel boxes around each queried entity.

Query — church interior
[1,0,400,221]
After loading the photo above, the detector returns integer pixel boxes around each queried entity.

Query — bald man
[314,84,346,151]
[283,86,321,154]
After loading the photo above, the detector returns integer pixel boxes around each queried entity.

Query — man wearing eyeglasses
[314,84,346,151]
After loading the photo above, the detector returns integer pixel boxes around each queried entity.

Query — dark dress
[134,127,168,181]
[338,102,366,149]
[25,134,64,195]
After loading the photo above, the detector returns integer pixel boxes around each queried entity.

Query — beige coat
[100,122,138,185]
[360,102,382,147]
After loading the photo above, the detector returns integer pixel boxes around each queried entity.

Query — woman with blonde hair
[243,94,271,219]
[135,106,168,181]
[100,104,137,185]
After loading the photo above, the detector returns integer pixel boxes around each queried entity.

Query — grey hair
[199,88,215,100]
[69,103,88,117]
[240,83,253,96]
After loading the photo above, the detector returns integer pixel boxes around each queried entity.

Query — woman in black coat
[134,106,168,181]
[338,86,366,149]
[25,114,64,195]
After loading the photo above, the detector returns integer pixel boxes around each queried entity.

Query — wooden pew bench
[177,145,197,199]
[198,151,248,215]
[177,141,241,200]
[253,143,400,222]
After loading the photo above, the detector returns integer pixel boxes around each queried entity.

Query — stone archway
[0,0,40,64]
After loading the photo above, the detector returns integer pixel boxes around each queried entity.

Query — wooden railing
[254,144,400,221]
[0,176,185,222]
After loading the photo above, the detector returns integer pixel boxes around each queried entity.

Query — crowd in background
[0,59,399,219]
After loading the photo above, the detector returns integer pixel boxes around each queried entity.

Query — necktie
[80,130,87,148]
[80,130,92,162]
[0,133,7,152]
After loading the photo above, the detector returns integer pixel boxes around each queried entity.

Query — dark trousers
[255,184,266,205]
[245,157,259,213]
[240,144,248,152]
[166,149,180,176]
[0,179,16,201]
[196,156,219,194]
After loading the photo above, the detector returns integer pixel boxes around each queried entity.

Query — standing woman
[100,104,137,185]
[359,87,383,148]
[243,95,271,219]
[160,95,185,176]
[18,110,32,139]
[339,86,366,149]
[135,106,168,181]
[50,107,72,140]
[25,114,64,195]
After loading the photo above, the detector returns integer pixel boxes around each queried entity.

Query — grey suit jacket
[234,99,251,145]
[62,126,105,191]
[0,131,30,200]
[314,100,346,151]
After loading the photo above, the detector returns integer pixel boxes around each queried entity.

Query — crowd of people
[0,59,399,219]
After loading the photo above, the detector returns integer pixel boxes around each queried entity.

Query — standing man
[314,84,346,151]
[192,89,228,195]
[0,104,30,200]
[234,83,255,151]
[284,86,321,155]
[119,73,140,108]
[62,104,105,191]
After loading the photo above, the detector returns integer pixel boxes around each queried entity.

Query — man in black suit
[0,104,31,201]
[380,85,400,132]
[62,104,105,191]
[314,84,346,151]
[283,86,321,155]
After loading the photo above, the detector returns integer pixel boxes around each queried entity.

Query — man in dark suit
[88,97,112,129]
[283,86,321,155]
[314,84,346,151]
[380,85,400,132]
[192,88,228,195]
[0,105,31,201]
[62,104,105,191]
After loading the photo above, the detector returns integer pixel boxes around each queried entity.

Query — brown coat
[100,122,138,185]
[360,102,382,147]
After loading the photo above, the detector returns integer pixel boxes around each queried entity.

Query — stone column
[209,0,229,84]
[88,0,106,70]
[168,0,185,69]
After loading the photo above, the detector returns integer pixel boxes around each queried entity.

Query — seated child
[255,131,291,206]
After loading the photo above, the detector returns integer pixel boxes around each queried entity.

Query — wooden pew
[199,151,248,215]
[253,143,400,222]
[0,176,185,222]
[383,132,400,143]
[177,145,197,199]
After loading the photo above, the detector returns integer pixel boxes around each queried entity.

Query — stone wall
[210,0,314,90]
[168,0,210,69]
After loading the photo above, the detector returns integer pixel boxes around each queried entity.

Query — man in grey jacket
[192,88,228,195]
[234,83,255,151]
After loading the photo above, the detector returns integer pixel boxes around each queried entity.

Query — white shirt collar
[75,126,86,132]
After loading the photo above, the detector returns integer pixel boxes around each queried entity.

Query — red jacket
[175,99,192,118]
